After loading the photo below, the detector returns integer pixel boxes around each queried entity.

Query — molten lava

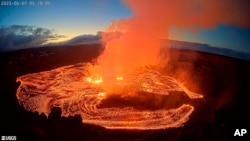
[16,63,202,130]
[14,0,250,130]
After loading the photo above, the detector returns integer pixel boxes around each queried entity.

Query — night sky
[0,0,250,53]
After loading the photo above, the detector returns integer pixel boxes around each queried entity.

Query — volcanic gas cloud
[93,0,250,87]
[16,0,249,129]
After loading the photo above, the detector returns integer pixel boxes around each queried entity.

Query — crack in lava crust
[16,63,202,130]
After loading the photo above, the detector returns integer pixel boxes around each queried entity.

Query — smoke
[91,0,250,88]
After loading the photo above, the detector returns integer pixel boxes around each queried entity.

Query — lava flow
[16,63,202,130]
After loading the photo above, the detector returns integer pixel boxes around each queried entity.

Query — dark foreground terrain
[0,44,249,141]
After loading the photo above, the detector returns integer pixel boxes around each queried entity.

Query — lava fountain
[16,63,202,129]
[16,0,249,129]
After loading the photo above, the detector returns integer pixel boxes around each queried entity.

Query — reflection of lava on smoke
[16,63,202,130]
[15,0,250,130]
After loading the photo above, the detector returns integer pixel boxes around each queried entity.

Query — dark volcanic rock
[0,44,249,141]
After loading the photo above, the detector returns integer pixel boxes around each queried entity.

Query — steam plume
[93,0,250,82]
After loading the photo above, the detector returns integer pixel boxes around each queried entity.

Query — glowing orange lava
[16,63,202,130]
